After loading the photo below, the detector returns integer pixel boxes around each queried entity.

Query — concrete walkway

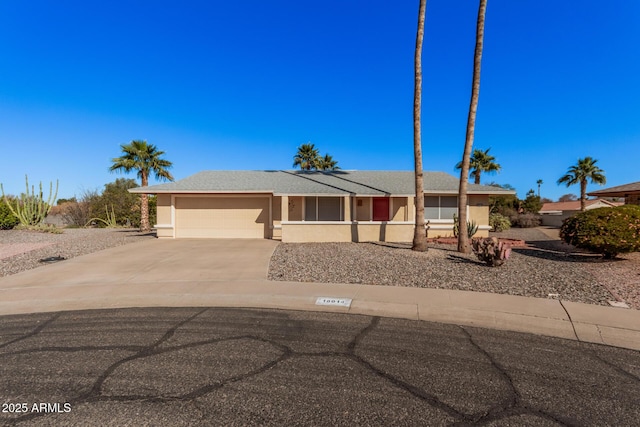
[1,239,639,351]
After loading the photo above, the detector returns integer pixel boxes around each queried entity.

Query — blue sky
[0,1,638,202]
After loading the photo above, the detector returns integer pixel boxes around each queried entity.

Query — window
[304,197,343,221]
[424,196,458,220]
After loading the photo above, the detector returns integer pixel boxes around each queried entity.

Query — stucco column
[408,196,416,222]
[281,195,289,222]
[343,196,351,221]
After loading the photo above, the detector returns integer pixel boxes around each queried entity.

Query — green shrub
[513,213,541,228]
[489,213,511,232]
[560,205,640,259]
[0,198,19,229]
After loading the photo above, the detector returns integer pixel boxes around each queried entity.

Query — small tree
[521,189,542,213]
[91,178,142,227]
[558,193,578,202]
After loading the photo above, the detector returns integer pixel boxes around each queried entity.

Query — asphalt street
[1,307,639,426]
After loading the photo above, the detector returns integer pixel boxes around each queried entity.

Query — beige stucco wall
[468,195,489,227]
[355,197,371,221]
[288,196,303,221]
[354,223,413,242]
[272,196,282,223]
[156,194,172,225]
[155,194,173,238]
[282,223,352,243]
[392,197,408,221]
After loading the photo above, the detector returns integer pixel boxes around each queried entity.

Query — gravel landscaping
[269,228,640,309]
[2,227,638,310]
[0,228,155,277]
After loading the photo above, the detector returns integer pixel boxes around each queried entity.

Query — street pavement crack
[559,300,580,342]
[458,326,580,427]
[0,312,61,350]
[347,316,469,422]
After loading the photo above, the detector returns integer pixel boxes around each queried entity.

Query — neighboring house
[129,170,514,243]
[588,181,640,206]
[539,199,622,227]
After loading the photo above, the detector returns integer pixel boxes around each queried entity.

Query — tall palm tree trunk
[458,0,487,254]
[140,171,150,232]
[412,0,428,252]
[580,179,587,211]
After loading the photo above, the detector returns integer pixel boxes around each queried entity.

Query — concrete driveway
[1,238,279,288]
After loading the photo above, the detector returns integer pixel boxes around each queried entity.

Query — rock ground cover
[0,228,155,277]
[269,228,640,309]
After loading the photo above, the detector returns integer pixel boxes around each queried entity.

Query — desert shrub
[513,213,541,228]
[453,214,478,238]
[489,213,511,232]
[90,178,140,227]
[560,205,640,259]
[0,198,19,229]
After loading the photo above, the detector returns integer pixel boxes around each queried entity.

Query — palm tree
[293,143,320,170]
[412,0,427,252]
[455,148,500,185]
[110,140,174,232]
[557,157,606,211]
[316,154,340,171]
[457,0,488,254]
[536,179,543,197]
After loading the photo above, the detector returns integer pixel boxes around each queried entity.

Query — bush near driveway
[0,198,19,229]
[560,205,640,259]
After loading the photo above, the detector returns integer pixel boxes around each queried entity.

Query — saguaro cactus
[0,175,59,226]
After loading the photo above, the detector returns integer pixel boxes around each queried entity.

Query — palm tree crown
[110,140,174,232]
[293,143,320,171]
[557,157,606,211]
[316,154,340,171]
[456,148,501,185]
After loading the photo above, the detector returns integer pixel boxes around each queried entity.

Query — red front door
[372,198,390,221]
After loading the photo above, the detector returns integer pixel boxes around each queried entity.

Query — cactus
[87,205,118,227]
[472,237,512,267]
[453,213,479,239]
[1,175,58,226]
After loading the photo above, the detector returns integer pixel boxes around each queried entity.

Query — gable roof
[129,170,516,196]
[588,181,640,197]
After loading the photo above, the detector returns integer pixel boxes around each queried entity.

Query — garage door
[175,197,269,238]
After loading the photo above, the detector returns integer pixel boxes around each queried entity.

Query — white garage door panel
[175,197,269,238]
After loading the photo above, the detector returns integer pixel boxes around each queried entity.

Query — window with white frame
[304,197,343,221]
[424,196,458,220]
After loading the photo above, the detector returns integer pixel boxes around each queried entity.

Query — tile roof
[540,199,620,212]
[129,170,516,196]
